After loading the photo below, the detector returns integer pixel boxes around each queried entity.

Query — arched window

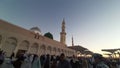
[1,37,17,57]
[40,44,46,55]
[52,47,56,55]
[47,46,52,54]
[19,40,29,51]
[16,40,29,56]
[29,43,39,54]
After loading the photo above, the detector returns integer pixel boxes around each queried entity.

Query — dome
[44,32,53,39]
[30,27,42,35]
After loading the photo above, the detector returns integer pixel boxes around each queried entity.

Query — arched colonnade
[0,35,74,57]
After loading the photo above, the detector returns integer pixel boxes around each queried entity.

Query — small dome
[44,32,53,39]
[30,27,42,35]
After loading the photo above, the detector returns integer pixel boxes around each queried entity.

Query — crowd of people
[0,49,120,68]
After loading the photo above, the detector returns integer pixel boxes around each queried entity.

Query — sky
[0,0,120,54]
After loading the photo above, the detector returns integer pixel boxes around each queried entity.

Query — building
[68,45,93,56]
[68,36,93,57]
[102,48,120,58]
[0,19,75,57]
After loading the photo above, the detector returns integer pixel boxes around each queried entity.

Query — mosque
[0,19,76,57]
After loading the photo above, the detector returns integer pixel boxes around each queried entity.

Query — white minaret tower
[72,36,74,46]
[60,19,66,44]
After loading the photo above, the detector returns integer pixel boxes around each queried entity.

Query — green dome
[44,32,53,39]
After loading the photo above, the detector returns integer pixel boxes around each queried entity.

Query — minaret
[72,36,74,46]
[60,19,66,44]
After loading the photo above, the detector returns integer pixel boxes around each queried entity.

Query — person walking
[31,55,41,68]
[92,53,109,68]
[57,53,72,68]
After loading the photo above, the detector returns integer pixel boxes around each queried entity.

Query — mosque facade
[0,19,75,57]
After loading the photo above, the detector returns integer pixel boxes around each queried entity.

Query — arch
[40,44,46,55]
[47,46,52,50]
[29,43,39,54]
[1,37,17,57]
[53,47,56,55]
[47,46,52,54]
[19,40,29,51]
[16,40,29,56]
[41,44,46,50]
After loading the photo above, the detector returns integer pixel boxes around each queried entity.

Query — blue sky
[0,0,120,54]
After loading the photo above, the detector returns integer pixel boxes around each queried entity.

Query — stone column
[27,44,32,54]
[13,40,22,55]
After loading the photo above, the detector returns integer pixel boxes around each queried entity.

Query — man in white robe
[31,55,41,68]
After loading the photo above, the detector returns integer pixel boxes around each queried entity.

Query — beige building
[0,19,75,57]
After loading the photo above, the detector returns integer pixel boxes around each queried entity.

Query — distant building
[68,45,93,56]
[0,19,75,57]
[102,48,120,58]
[69,37,93,56]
